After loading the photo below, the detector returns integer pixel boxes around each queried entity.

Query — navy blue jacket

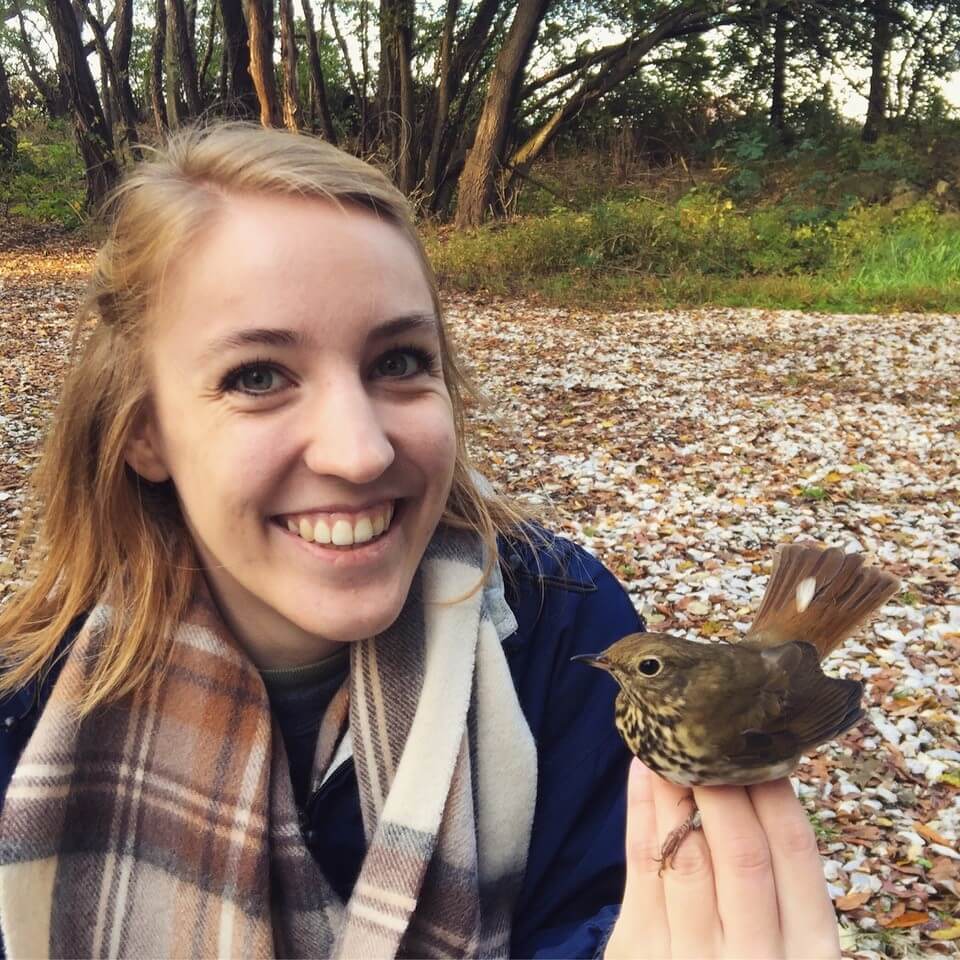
[0,530,643,958]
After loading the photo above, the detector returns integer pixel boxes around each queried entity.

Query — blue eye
[375,345,438,378]
[219,360,290,396]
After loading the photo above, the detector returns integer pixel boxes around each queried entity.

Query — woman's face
[125,192,457,668]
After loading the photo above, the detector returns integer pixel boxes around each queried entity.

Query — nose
[301,375,396,484]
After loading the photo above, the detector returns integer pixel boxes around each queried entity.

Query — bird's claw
[656,807,702,876]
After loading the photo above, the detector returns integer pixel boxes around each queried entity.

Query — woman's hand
[604,759,841,959]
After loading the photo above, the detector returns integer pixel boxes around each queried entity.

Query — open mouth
[271,499,401,551]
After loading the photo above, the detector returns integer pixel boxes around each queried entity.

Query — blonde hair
[0,120,540,717]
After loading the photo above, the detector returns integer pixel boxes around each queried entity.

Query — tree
[278,0,300,129]
[299,0,336,140]
[245,0,280,125]
[44,0,119,204]
[455,0,551,227]
[0,52,15,161]
[218,0,258,117]
[863,0,894,141]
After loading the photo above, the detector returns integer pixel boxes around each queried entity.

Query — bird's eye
[638,657,662,677]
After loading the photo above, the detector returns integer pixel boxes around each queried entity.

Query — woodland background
[2,0,960,310]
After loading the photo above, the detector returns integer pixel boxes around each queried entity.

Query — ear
[124,401,171,483]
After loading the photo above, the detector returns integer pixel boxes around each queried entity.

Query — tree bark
[278,0,301,130]
[111,0,142,159]
[506,7,706,181]
[300,0,337,141]
[454,0,551,227]
[198,0,218,100]
[423,0,458,203]
[150,0,168,133]
[770,7,788,135]
[168,0,202,115]
[44,0,119,207]
[218,0,258,116]
[326,0,363,141]
[164,0,182,125]
[245,0,280,126]
[0,55,16,163]
[13,1,69,117]
[376,0,417,186]
[863,0,892,142]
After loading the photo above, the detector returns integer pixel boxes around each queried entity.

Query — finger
[610,759,670,959]
[695,784,784,959]
[652,775,720,958]
[749,779,840,959]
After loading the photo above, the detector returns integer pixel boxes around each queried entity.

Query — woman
[0,121,840,958]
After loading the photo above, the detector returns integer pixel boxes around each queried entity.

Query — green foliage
[0,121,85,227]
[427,182,960,313]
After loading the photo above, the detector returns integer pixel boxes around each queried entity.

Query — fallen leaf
[882,911,930,928]
[929,922,960,940]
[835,892,872,911]
[918,823,954,847]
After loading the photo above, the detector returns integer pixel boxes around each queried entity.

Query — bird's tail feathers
[745,543,900,658]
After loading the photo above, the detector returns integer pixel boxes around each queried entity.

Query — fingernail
[629,757,652,799]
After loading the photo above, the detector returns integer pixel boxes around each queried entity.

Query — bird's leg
[656,800,702,876]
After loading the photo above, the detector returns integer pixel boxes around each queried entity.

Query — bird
[573,541,900,871]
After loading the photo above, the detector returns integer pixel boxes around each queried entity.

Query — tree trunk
[770,7,788,135]
[45,0,119,207]
[164,0,182,125]
[300,0,337,141]
[326,0,363,141]
[111,0,142,160]
[218,0,258,116]
[0,55,16,163]
[244,0,280,126]
[395,0,416,192]
[150,0,168,134]
[454,0,551,227]
[863,0,892,142]
[198,0,218,101]
[13,0,68,117]
[278,0,301,130]
[507,7,696,182]
[168,0,202,115]
[91,0,115,134]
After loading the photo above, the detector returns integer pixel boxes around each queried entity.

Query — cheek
[395,400,457,484]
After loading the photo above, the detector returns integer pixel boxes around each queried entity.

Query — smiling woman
[0,121,840,960]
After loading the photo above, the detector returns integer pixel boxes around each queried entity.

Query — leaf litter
[1,235,958,957]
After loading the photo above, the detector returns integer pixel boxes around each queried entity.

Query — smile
[272,500,396,550]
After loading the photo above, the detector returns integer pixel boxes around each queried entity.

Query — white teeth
[285,500,395,547]
[331,520,354,546]
[354,517,374,543]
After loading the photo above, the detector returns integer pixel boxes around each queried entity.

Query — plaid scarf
[0,527,537,958]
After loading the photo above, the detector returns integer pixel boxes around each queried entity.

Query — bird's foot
[656,806,702,876]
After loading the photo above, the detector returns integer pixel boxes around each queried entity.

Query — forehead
[151,192,435,352]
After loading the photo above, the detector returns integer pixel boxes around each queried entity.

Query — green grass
[425,194,960,314]
[0,119,86,227]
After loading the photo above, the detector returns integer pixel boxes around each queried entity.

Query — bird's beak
[571,653,611,671]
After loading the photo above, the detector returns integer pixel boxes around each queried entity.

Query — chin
[293,593,408,645]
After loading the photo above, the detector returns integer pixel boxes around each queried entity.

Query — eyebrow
[200,312,438,362]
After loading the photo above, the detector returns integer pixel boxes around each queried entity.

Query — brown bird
[574,542,900,869]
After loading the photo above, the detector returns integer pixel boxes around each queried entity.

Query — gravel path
[2,237,959,956]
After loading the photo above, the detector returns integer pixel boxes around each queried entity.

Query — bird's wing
[717,641,864,765]
[744,543,900,658]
